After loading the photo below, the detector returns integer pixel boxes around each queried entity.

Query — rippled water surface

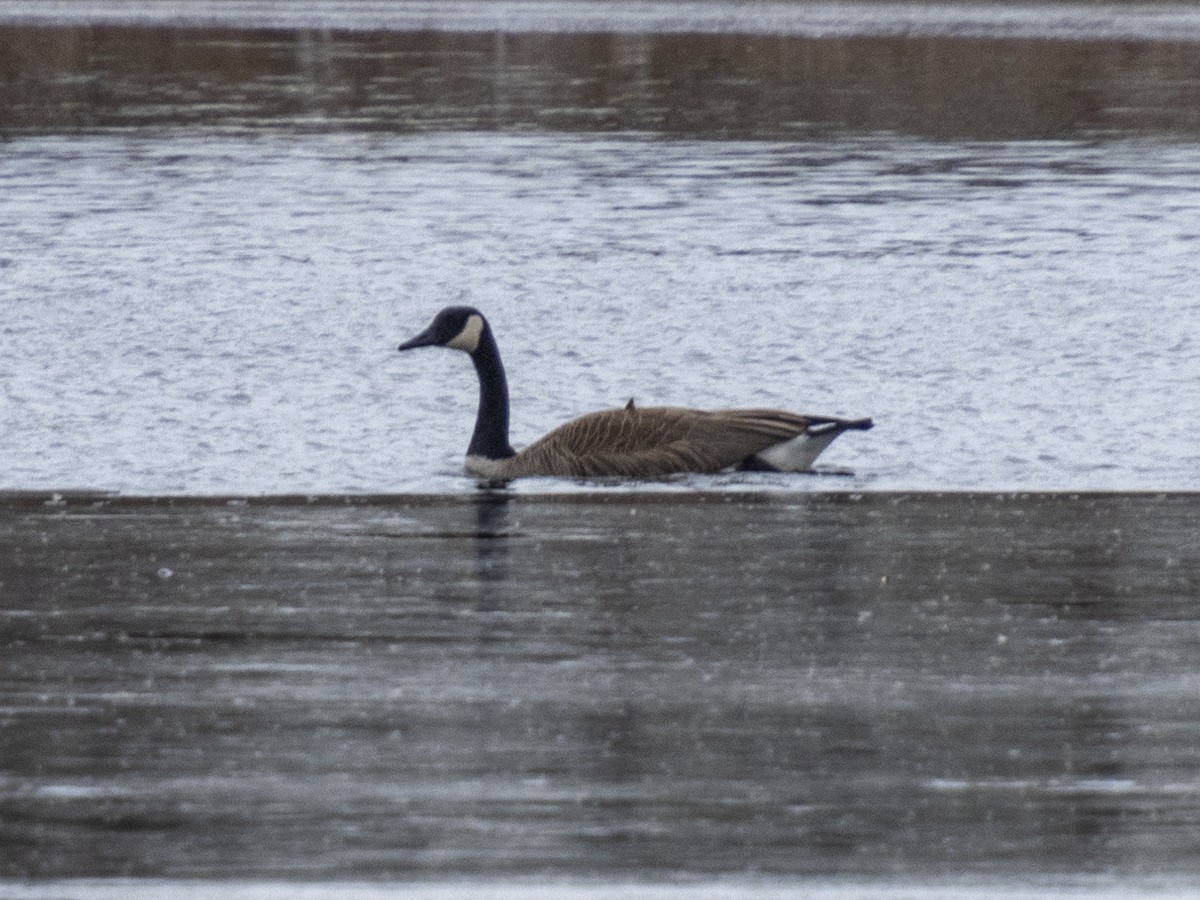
[3,131,1199,492]
[1,4,1200,493]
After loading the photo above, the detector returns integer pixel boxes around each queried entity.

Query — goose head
[398,306,486,354]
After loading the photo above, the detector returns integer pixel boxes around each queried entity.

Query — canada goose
[398,306,872,480]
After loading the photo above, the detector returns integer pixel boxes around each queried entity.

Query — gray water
[2,491,1200,893]
[6,131,1199,494]
[3,2,1200,895]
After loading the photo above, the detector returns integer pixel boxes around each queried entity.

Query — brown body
[466,404,835,480]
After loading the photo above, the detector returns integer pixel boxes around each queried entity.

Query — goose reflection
[471,491,513,623]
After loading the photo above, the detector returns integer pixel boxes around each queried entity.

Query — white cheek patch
[446,314,484,352]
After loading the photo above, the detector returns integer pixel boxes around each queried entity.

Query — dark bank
[3,24,1200,139]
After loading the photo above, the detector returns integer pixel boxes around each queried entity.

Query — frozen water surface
[7,0,1200,42]
[3,880,1200,900]
[1,492,1200,891]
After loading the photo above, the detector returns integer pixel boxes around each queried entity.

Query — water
[9,0,1200,42]
[2,491,1200,893]
[2,3,1200,894]
[2,135,1198,494]
[1,9,1200,493]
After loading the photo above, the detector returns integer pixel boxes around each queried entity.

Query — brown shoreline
[4,24,1200,138]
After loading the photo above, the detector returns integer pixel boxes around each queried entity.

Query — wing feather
[498,406,815,478]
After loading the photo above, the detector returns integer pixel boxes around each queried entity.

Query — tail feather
[745,416,873,473]
[804,416,874,434]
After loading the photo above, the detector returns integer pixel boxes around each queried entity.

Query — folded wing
[507,405,814,477]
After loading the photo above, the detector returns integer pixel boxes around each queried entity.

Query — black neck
[467,325,516,460]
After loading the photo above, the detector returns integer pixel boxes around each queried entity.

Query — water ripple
[0,132,1197,492]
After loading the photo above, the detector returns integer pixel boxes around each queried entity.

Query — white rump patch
[753,431,841,472]
[446,314,484,352]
